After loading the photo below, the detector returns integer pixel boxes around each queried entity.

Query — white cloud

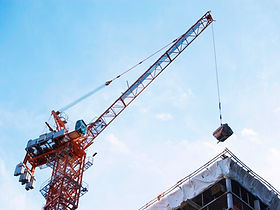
[184,88,193,97]
[0,108,46,135]
[240,128,261,144]
[140,108,149,113]
[241,128,257,136]
[259,147,280,190]
[172,88,193,108]
[155,113,173,121]
[269,147,280,157]
[274,107,280,113]
[105,134,131,155]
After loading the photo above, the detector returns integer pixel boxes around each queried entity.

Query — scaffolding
[140,148,280,210]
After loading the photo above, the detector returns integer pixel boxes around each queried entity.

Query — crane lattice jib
[84,11,213,150]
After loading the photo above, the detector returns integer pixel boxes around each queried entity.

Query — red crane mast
[14,11,213,209]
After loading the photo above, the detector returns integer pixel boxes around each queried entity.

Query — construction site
[1,1,280,210]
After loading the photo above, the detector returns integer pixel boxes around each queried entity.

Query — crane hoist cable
[59,38,179,112]
[211,23,223,125]
[211,23,234,143]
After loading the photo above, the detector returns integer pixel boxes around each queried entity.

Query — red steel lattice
[16,11,213,210]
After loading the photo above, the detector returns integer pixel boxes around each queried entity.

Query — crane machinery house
[25,120,87,157]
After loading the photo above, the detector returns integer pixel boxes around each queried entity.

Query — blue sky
[1,0,280,209]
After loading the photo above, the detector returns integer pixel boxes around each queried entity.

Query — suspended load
[213,123,233,142]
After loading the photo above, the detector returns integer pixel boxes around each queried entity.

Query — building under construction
[140,148,280,210]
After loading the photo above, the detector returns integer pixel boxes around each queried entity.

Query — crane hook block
[213,123,233,143]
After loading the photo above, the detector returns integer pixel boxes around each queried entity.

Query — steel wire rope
[211,23,223,125]
[58,37,179,112]
[107,37,179,84]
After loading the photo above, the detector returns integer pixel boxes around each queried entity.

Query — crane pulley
[14,11,216,210]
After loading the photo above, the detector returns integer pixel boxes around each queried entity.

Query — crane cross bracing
[84,11,213,150]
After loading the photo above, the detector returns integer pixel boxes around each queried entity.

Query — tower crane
[14,11,214,209]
